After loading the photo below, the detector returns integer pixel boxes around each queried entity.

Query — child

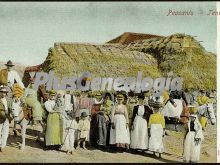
[183,114,204,163]
[77,112,90,150]
[63,111,78,154]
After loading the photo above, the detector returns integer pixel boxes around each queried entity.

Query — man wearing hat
[0,60,24,89]
[0,86,13,151]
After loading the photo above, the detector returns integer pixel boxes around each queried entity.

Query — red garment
[91,98,103,116]
[91,104,101,116]
[180,101,189,124]
[78,96,93,110]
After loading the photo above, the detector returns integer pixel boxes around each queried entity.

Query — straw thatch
[125,33,216,90]
[41,43,161,79]
[27,32,216,91]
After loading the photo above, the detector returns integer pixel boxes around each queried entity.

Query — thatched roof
[24,32,216,91]
[125,33,216,90]
[41,42,161,78]
[107,32,164,44]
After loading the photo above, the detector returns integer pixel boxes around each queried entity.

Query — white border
[217,1,220,163]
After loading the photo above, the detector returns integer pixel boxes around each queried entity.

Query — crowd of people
[0,60,217,163]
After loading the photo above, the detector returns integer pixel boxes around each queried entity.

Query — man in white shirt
[4,60,25,89]
[64,90,75,112]
[0,86,12,152]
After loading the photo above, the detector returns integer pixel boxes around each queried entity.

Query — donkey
[197,103,216,130]
[11,93,45,150]
[11,97,30,150]
[186,91,216,129]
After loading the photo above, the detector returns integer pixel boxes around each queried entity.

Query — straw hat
[149,99,163,108]
[117,93,124,100]
[116,91,127,100]
[49,90,56,96]
[95,92,102,96]
[57,90,65,96]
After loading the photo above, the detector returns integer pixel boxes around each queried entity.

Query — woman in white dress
[183,114,204,163]
[130,94,153,151]
[109,93,130,152]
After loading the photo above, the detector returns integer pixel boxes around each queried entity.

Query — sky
[0,2,217,66]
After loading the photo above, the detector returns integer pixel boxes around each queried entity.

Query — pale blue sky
[0,2,217,66]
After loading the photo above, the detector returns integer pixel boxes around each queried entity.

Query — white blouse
[44,99,56,113]
[137,105,145,116]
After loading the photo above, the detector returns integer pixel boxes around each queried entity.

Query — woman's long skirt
[130,115,148,150]
[109,114,130,148]
[149,124,164,153]
[183,131,201,163]
[45,113,63,146]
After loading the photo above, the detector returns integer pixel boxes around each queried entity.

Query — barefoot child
[77,112,90,150]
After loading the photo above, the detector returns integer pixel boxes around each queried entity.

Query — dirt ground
[0,122,216,163]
